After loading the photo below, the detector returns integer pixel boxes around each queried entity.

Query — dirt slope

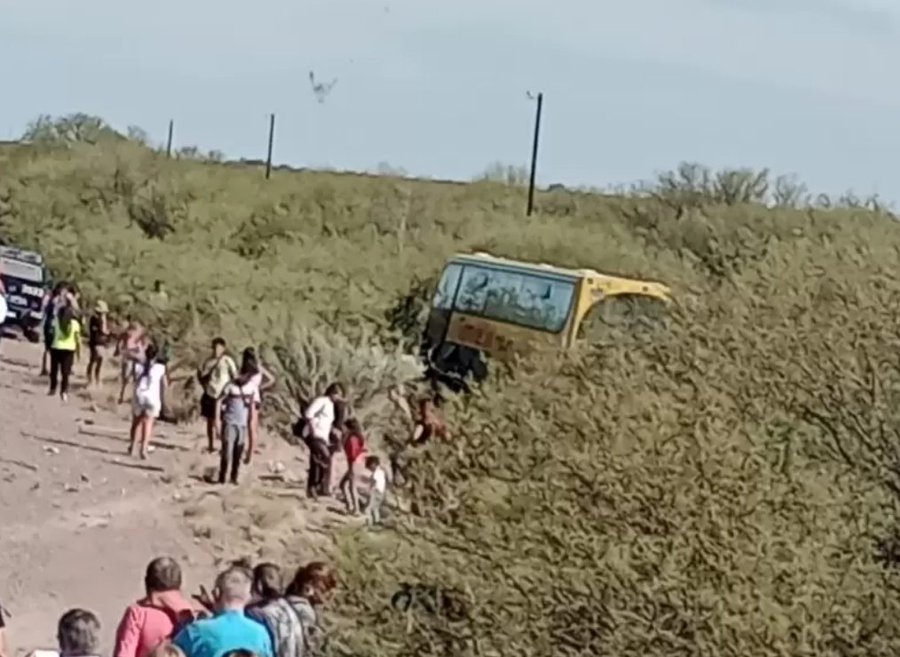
[0,340,349,656]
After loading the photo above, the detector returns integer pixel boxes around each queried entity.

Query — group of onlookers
[6,556,335,657]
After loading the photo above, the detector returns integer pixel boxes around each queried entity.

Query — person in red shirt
[114,557,199,657]
[338,418,366,515]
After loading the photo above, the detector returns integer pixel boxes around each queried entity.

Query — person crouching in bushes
[338,418,366,515]
[364,455,387,526]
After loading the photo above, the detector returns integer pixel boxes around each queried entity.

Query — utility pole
[265,113,276,179]
[165,119,174,157]
[526,92,543,217]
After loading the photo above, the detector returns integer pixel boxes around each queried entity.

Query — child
[219,377,254,485]
[364,455,387,526]
[130,344,167,459]
[338,418,366,515]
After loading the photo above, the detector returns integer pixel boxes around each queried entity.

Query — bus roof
[0,245,44,266]
[450,252,671,293]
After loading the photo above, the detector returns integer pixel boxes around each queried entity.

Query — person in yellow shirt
[49,304,82,402]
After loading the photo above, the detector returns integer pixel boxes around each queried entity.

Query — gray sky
[2,0,899,197]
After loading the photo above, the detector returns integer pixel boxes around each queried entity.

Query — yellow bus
[422,252,672,382]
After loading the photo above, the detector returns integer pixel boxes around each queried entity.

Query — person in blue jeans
[173,567,273,657]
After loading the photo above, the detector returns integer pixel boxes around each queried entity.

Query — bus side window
[456,266,491,313]
[433,264,462,310]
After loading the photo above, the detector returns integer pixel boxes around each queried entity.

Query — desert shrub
[263,323,425,443]
[8,124,900,655]
[329,288,900,656]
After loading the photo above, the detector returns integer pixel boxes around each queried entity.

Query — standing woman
[40,282,67,377]
[86,300,111,386]
[130,344,168,460]
[241,347,276,465]
[48,304,82,402]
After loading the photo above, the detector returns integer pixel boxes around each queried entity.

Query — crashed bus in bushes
[421,252,672,389]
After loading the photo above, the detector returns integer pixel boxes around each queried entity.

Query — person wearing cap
[86,299,111,386]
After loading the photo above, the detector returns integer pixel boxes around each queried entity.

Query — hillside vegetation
[4,116,900,656]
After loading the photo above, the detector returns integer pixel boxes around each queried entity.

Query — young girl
[117,319,147,404]
[130,344,167,460]
[364,455,387,526]
[338,418,366,515]
[240,347,276,465]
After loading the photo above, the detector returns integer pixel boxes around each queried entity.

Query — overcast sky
[2,0,899,197]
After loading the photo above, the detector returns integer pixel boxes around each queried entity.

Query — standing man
[303,382,345,498]
[172,567,273,657]
[197,337,237,454]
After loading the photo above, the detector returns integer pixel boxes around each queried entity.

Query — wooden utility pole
[526,92,543,217]
[265,113,276,179]
[165,119,174,157]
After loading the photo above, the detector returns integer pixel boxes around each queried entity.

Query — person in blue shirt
[173,567,273,657]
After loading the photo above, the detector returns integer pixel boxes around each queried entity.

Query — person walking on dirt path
[303,383,345,499]
[173,567,273,657]
[48,305,81,403]
[240,347,275,465]
[115,557,199,657]
[338,418,366,515]
[86,300,111,386]
[197,338,238,454]
[218,376,254,485]
[117,318,148,404]
[130,344,168,460]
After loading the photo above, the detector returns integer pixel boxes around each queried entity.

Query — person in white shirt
[364,455,387,526]
[129,344,167,460]
[303,382,345,499]
[240,347,276,465]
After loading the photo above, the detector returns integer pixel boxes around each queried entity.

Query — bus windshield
[0,256,44,283]
[436,262,576,333]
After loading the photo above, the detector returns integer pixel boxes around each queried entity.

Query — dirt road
[0,340,348,655]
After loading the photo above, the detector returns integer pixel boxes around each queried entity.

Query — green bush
[5,121,900,655]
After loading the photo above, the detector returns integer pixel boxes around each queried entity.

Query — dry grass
[4,124,900,655]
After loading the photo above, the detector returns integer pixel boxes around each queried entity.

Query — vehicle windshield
[437,262,576,333]
[0,256,44,283]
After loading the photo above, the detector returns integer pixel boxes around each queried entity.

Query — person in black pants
[48,305,81,402]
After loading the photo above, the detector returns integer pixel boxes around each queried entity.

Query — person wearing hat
[86,299,111,386]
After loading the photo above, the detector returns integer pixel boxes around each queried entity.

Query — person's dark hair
[222,651,258,657]
[58,303,76,337]
[154,280,164,291]
[286,562,337,604]
[240,347,259,377]
[345,417,362,435]
[139,343,159,382]
[53,281,67,296]
[252,562,284,601]
[365,455,380,470]
[212,337,227,349]
[57,608,101,656]
[325,382,344,398]
[145,557,182,594]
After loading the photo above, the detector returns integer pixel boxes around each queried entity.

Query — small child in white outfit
[364,455,387,526]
